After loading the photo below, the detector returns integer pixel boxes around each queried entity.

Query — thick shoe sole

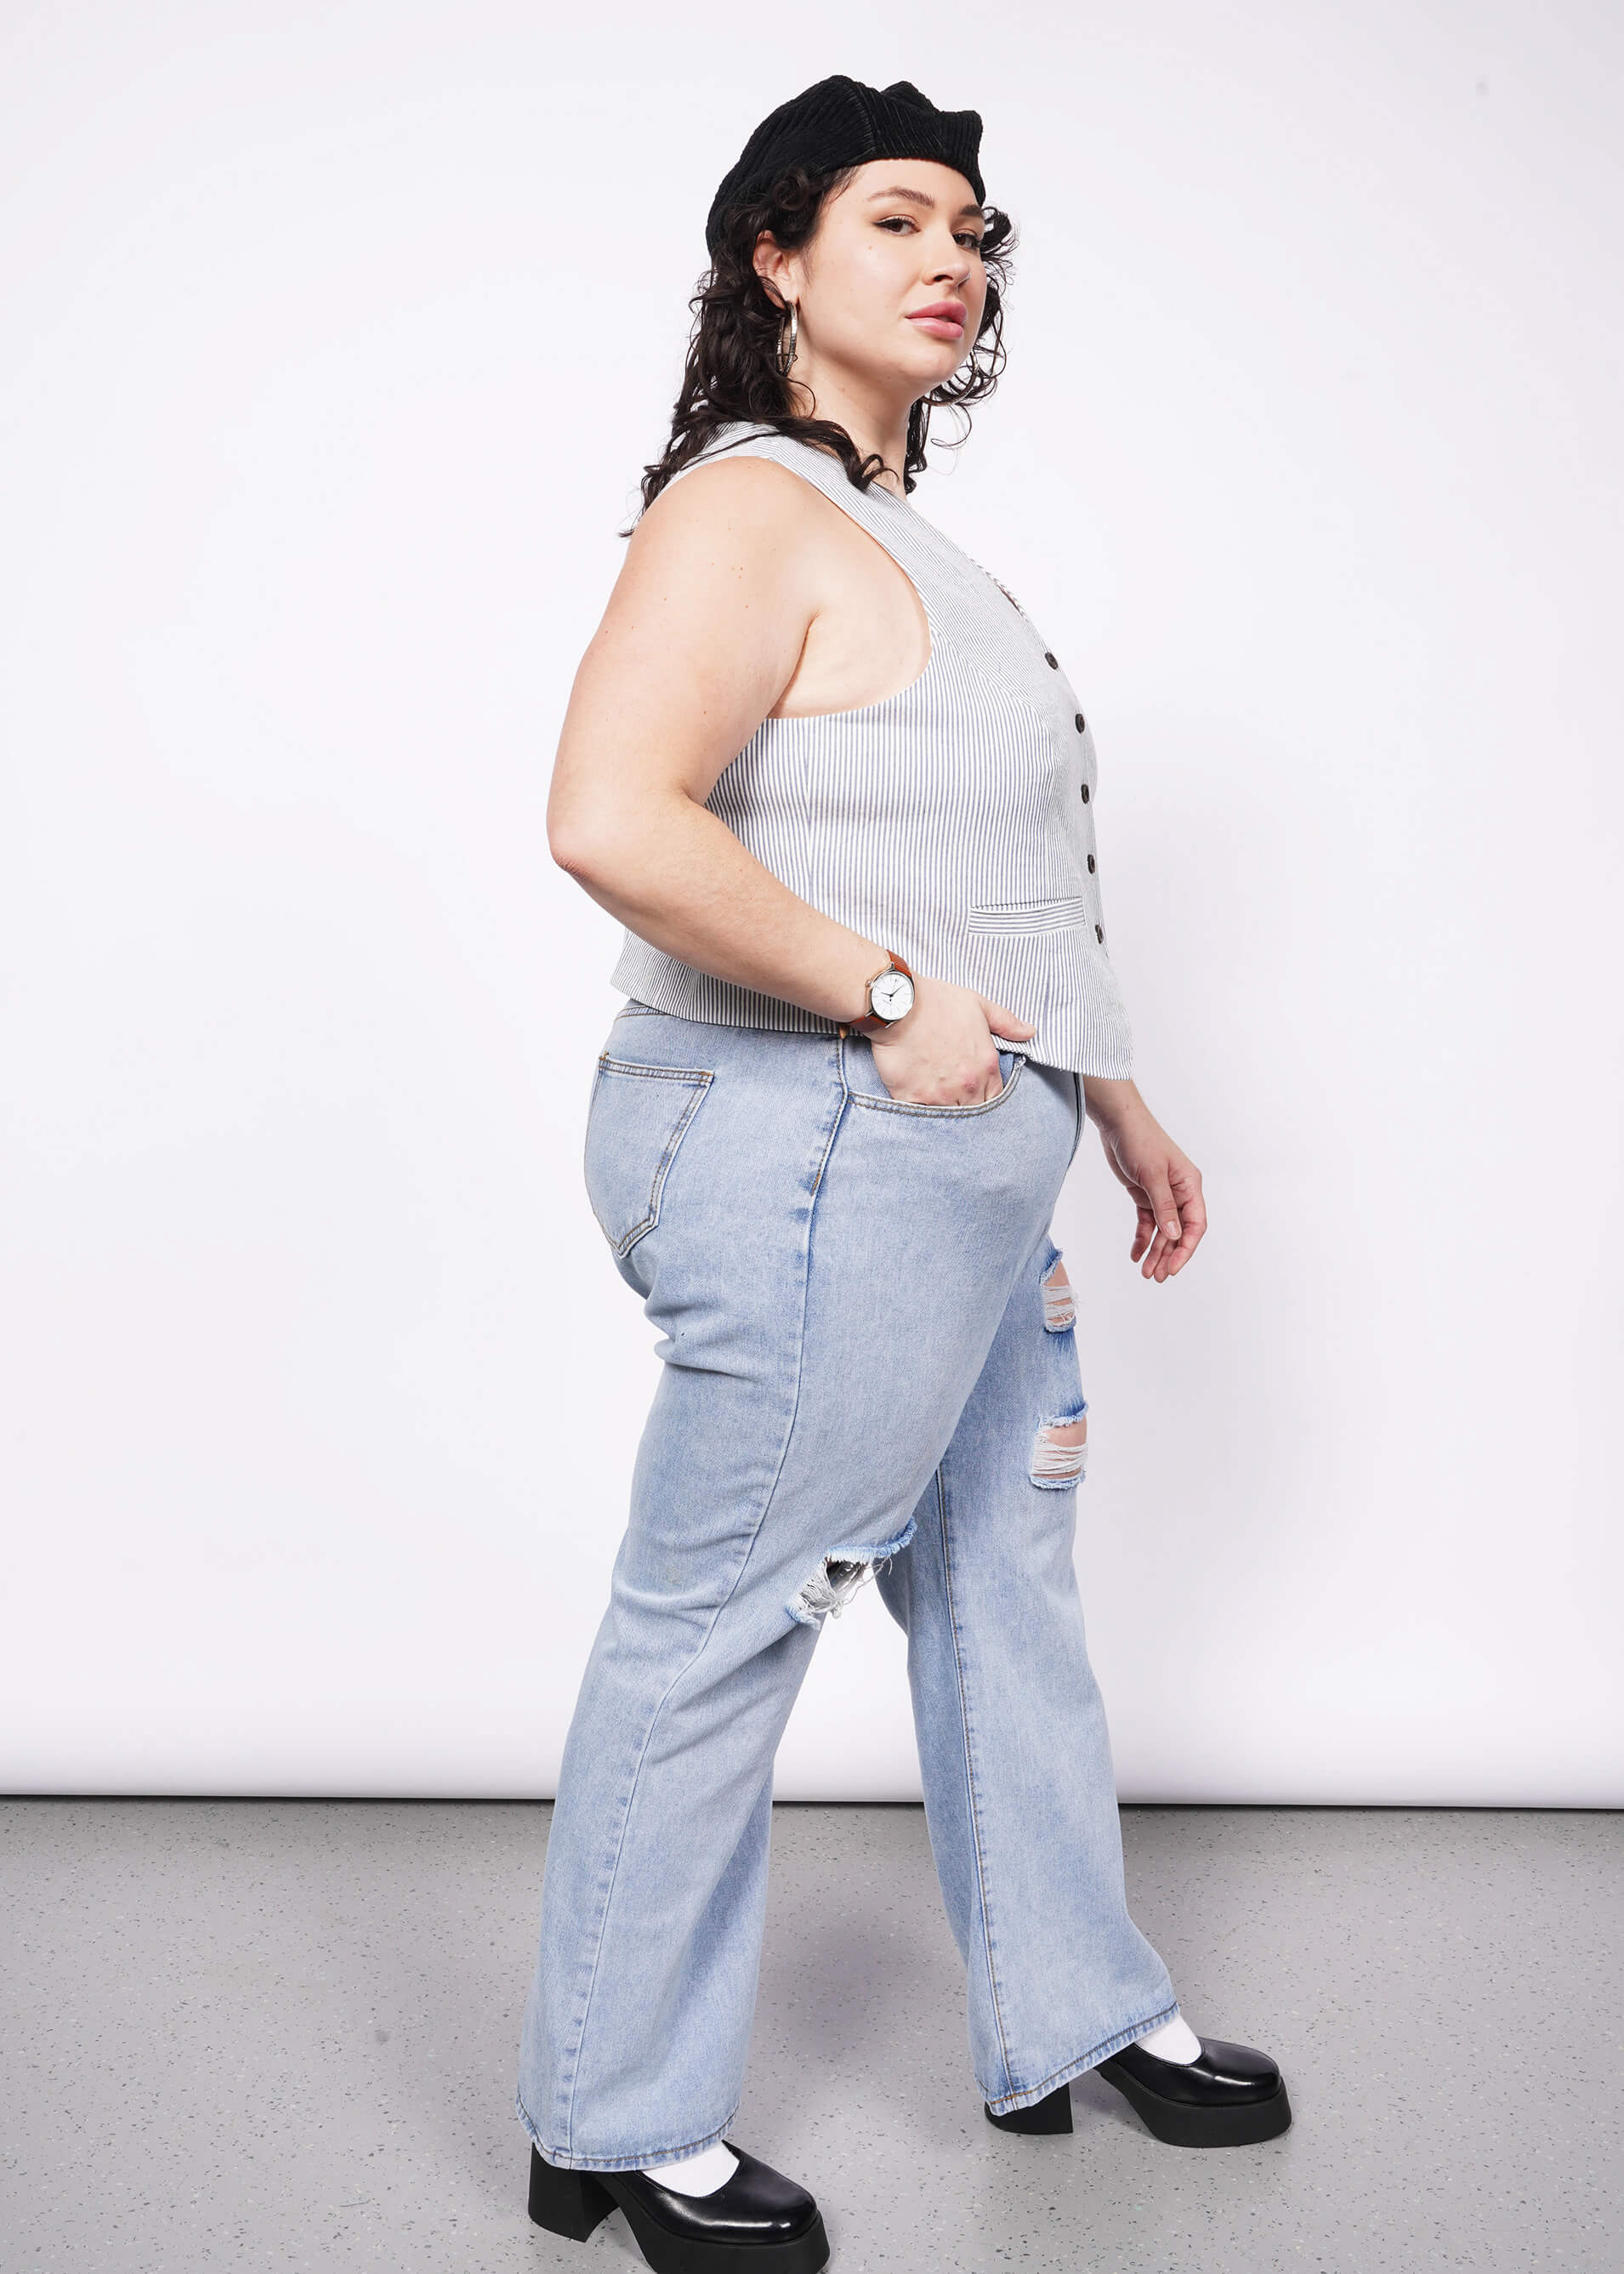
[986,2072,1293,2149]
[1095,2059,1293,2147]
[528,2145,831,2273]
[985,2085,1074,2134]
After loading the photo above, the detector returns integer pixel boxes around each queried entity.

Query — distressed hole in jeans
[793,1554,883,1624]
[1041,1254,1076,1332]
[788,1515,918,1629]
[1030,1413,1087,1488]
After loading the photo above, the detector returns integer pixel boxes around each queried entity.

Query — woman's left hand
[1082,1079,1207,1282]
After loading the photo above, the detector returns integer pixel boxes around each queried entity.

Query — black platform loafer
[527,2140,830,2273]
[986,2035,1292,2148]
[1096,2034,1292,2146]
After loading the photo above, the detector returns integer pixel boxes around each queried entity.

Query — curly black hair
[631,162,1017,524]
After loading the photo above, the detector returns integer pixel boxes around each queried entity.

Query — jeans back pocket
[583,1057,714,1257]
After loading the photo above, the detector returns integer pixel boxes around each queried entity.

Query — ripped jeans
[514,1003,1177,2172]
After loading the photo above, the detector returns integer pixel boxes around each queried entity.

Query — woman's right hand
[868,975,1036,1106]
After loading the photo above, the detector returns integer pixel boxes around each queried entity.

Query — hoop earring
[776,299,799,377]
[917,394,933,452]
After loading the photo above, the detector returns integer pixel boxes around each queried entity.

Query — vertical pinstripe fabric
[610,422,1133,1077]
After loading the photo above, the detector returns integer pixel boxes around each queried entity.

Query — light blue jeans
[515,1004,1177,2172]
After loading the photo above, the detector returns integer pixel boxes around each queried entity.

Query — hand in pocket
[869,976,1033,1106]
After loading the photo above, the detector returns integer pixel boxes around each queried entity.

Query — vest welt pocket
[964,896,1092,935]
[583,1058,714,1256]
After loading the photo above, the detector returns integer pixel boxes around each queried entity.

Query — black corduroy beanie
[705,76,985,258]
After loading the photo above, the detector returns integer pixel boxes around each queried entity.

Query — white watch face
[871,969,915,1020]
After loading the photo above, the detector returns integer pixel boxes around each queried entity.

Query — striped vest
[610,422,1133,1077]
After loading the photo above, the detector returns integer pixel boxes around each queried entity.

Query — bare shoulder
[627,452,823,577]
[585,452,820,709]
[601,453,826,664]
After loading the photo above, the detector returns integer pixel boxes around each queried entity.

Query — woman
[517,75,1290,2274]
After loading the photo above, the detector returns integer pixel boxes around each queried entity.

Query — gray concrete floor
[1,1801,1618,2272]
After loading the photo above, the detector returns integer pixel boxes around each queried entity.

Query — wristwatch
[843,951,916,1038]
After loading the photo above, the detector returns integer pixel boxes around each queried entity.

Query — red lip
[907,301,967,327]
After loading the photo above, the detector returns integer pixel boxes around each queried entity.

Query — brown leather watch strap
[840,950,915,1038]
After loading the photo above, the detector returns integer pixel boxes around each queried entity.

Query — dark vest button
[1045,651,1059,668]
[1080,783,1090,802]
[1087,854,1096,873]
[1075,713,1085,732]
[1095,924,1104,942]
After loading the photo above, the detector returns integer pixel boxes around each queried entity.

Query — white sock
[639,2141,740,2197]
[1134,2011,1202,2064]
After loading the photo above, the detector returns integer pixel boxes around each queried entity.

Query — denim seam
[515,2084,741,2173]
[555,1050,849,2157]
[596,1062,713,1077]
[980,2000,1182,2116]
[935,1460,1016,2099]
[596,1057,715,1074]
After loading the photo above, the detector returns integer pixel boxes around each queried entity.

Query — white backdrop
[3,1,1619,1804]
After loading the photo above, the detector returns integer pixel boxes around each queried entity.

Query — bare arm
[548,458,879,1020]
[549,458,1030,1103]
[1081,1076,1208,1283]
